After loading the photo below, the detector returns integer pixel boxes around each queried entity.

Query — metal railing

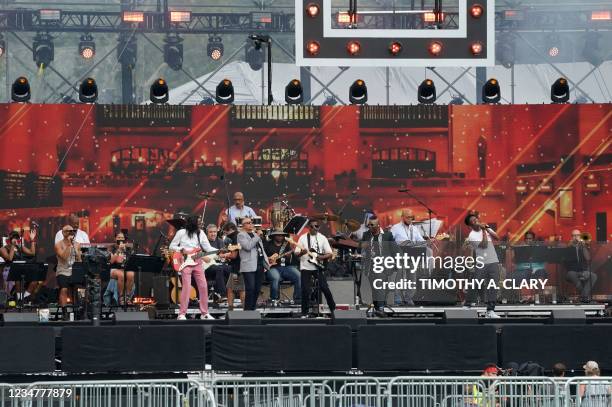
[1,376,611,407]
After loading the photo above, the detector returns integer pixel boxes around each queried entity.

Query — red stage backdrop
[0,104,610,280]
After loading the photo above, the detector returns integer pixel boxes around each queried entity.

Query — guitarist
[169,215,215,320]
[296,219,336,317]
[264,229,301,306]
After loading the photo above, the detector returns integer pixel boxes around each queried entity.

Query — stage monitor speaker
[2,312,39,324]
[226,310,261,325]
[327,279,357,305]
[333,309,367,330]
[114,311,151,324]
[444,309,478,324]
[551,309,585,324]
[151,274,170,306]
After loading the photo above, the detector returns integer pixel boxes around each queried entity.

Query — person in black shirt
[264,229,301,305]
[1,230,38,300]
[565,229,596,302]
[205,224,232,300]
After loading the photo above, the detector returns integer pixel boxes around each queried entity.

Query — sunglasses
[242,221,253,225]
[311,224,320,228]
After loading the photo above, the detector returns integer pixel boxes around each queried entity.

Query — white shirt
[226,205,257,226]
[169,229,215,252]
[467,229,499,265]
[296,232,332,271]
[390,222,425,243]
[54,229,90,245]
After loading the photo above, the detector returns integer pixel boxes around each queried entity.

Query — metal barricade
[388,377,489,407]
[490,377,560,407]
[564,377,612,407]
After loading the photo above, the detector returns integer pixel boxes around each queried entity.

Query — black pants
[243,266,264,310]
[205,264,231,296]
[301,268,336,315]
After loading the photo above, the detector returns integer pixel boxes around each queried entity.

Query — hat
[464,210,479,226]
[583,361,599,371]
[268,228,288,237]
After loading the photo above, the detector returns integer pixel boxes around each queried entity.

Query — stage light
[349,79,367,105]
[32,33,54,68]
[79,34,95,59]
[79,78,98,103]
[122,11,144,23]
[470,42,483,55]
[39,9,61,21]
[482,78,501,104]
[11,77,30,102]
[207,36,224,61]
[246,42,264,70]
[551,77,570,104]
[306,40,320,56]
[199,96,215,105]
[548,46,559,57]
[347,41,361,56]
[216,79,234,104]
[428,41,442,56]
[424,12,444,23]
[337,12,351,23]
[150,78,169,104]
[590,11,611,21]
[470,4,483,18]
[170,11,191,23]
[389,42,402,56]
[418,79,436,104]
[285,79,303,105]
[306,3,320,18]
[164,34,183,71]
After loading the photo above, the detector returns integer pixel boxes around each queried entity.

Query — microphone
[398,188,411,192]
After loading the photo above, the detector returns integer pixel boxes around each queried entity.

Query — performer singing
[54,214,90,244]
[219,192,257,227]
[237,217,269,310]
[169,215,215,320]
[0,229,38,300]
[464,212,501,318]
[565,229,596,303]
[109,232,135,305]
[296,219,336,317]
[54,225,82,307]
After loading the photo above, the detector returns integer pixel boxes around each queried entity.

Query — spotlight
[164,34,183,71]
[169,11,191,23]
[470,42,483,55]
[428,41,442,56]
[470,4,484,18]
[306,3,320,18]
[306,40,320,56]
[207,36,224,61]
[33,33,54,68]
[79,34,95,59]
[482,78,501,104]
[216,79,234,104]
[122,11,144,23]
[285,79,303,105]
[347,41,361,56]
[349,79,367,105]
[150,78,169,104]
[246,42,264,70]
[11,77,30,103]
[551,78,570,104]
[389,41,402,56]
[79,77,98,103]
[418,79,436,104]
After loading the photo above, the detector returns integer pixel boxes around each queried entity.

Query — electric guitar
[171,244,240,273]
[290,237,326,270]
[268,239,297,266]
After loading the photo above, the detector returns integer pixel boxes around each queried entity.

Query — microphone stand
[398,190,437,238]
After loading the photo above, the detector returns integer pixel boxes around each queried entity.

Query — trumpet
[581,232,592,243]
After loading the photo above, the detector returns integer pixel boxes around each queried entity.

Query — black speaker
[333,309,366,330]
[151,274,170,306]
[444,309,478,324]
[3,312,39,324]
[551,309,585,324]
[114,311,151,324]
[226,310,261,325]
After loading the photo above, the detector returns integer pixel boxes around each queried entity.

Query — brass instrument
[581,232,592,243]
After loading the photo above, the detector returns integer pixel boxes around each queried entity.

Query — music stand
[284,215,309,236]
[398,246,427,305]
[124,254,164,312]
[513,245,550,303]
[546,246,581,303]
[7,262,47,309]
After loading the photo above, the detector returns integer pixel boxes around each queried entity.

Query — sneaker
[177,314,187,320]
[485,310,501,319]
[202,313,215,320]
[300,315,309,319]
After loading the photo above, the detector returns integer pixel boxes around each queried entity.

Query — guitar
[268,239,297,266]
[171,244,240,273]
[290,237,326,270]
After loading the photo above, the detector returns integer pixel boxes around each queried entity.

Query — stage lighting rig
[349,79,367,105]
[207,36,224,61]
[33,33,54,68]
[79,34,95,60]
[482,78,501,104]
[164,34,183,71]
[11,77,31,102]
[216,79,234,104]
[285,79,304,104]
[418,79,436,104]
[150,78,169,104]
[551,78,570,104]
[79,78,98,103]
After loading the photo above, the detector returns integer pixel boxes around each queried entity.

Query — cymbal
[312,212,339,221]
[344,219,361,232]
[197,192,221,201]
[166,218,186,229]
